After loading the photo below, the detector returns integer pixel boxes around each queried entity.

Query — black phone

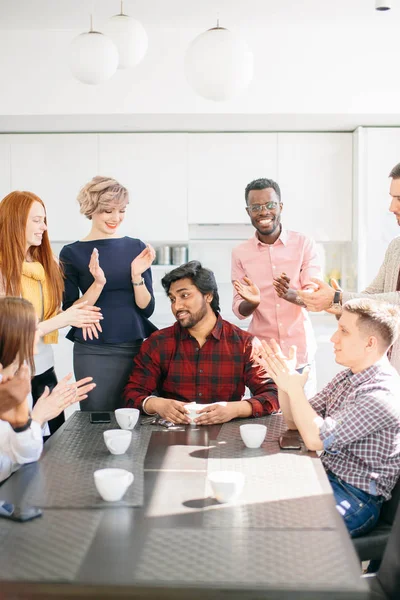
[0,502,42,522]
[90,412,111,424]
[279,434,302,451]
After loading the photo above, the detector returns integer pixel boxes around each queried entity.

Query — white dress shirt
[0,419,43,483]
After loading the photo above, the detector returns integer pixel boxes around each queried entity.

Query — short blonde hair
[343,298,400,350]
[77,176,129,219]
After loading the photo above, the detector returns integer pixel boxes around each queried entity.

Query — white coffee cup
[115,408,140,430]
[184,403,206,424]
[94,468,134,502]
[103,429,132,455]
[240,424,267,449]
[208,471,245,503]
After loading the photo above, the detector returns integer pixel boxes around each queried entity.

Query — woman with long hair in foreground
[0,297,95,483]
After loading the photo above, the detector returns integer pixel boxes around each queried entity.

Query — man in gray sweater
[285,161,400,373]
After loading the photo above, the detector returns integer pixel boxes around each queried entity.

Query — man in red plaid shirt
[123,261,278,424]
[259,298,400,538]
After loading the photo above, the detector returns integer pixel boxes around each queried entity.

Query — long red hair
[0,191,64,315]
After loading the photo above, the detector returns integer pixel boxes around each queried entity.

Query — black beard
[177,301,208,329]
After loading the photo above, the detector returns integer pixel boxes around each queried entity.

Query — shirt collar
[346,357,390,386]
[177,314,223,341]
[253,227,288,247]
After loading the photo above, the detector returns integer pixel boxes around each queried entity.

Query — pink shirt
[231,230,322,366]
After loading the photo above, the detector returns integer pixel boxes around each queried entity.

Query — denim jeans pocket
[328,473,383,537]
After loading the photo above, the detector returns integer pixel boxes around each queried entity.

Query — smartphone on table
[90,412,111,424]
[279,433,302,451]
[0,502,42,522]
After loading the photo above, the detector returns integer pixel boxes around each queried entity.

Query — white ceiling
[0,0,398,30]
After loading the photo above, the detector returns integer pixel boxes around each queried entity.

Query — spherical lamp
[107,2,148,69]
[185,21,254,101]
[70,16,119,85]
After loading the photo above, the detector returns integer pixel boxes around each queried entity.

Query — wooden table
[0,412,369,599]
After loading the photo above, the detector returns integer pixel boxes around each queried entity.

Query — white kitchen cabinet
[187,133,278,224]
[278,133,353,241]
[0,135,11,200]
[98,133,188,243]
[10,134,98,241]
[353,127,400,290]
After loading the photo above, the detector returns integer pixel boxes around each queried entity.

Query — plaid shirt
[310,358,400,499]
[123,315,278,417]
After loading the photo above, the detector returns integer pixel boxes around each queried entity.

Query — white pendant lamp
[185,19,254,101]
[106,1,148,69]
[70,15,119,85]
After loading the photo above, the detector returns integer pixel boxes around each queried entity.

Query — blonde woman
[0,191,102,435]
[60,176,156,412]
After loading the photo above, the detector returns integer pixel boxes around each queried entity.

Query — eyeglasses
[246,201,279,215]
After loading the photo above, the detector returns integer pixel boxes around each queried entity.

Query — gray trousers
[73,341,142,412]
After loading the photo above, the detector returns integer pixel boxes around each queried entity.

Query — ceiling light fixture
[106,1,148,69]
[375,1,391,10]
[184,18,254,102]
[69,14,119,85]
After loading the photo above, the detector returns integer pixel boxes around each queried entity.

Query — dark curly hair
[161,261,220,315]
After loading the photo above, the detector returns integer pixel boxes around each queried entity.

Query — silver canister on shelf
[172,246,188,266]
[156,245,171,265]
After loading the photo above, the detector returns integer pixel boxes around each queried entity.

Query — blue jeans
[327,471,384,538]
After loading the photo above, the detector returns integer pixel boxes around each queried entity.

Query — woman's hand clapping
[31,372,96,427]
[131,244,156,279]
[89,248,106,286]
[62,301,103,341]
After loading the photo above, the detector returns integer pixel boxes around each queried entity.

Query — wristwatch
[132,277,145,286]
[330,290,342,311]
[12,417,32,433]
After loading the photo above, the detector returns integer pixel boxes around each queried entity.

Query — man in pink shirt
[231,178,322,396]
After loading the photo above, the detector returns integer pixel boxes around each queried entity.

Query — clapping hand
[233,277,261,306]
[89,248,106,286]
[297,278,337,312]
[273,272,291,299]
[131,244,156,279]
[0,364,31,427]
[31,373,96,427]
[64,301,103,341]
[256,340,308,392]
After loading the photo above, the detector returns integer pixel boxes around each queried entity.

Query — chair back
[376,479,400,599]
[380,476,400,525]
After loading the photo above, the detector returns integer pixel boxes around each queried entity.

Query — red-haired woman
[0,191,102,434]
[0,296,95,482]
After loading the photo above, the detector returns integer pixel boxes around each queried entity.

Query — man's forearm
[238,300,259,317]
[287,382,323,450]
[236,400,253,418]
[282,289,306,308]
[143,396,162,415]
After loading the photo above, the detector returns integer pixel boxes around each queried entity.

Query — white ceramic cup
[94,468,134,502]
[115,408,140,430]
[103,429,132,455]
[208,471,245,503]
[240,424,267,449]
[184,403,206,424]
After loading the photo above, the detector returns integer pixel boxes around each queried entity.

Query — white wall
[1,21,400,117]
